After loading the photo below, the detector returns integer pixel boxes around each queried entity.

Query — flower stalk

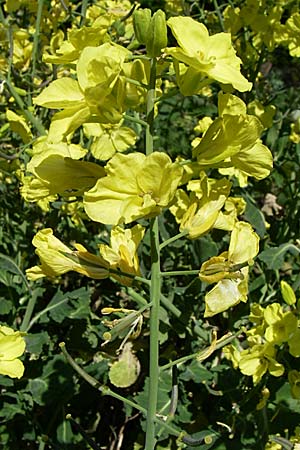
[144,56,160,450]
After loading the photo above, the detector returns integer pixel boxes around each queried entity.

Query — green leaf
[28,378,48,406]
[243,197,266,238]
[56,418,73,444]
[27,355,76,407]
[25,331,49,355]
[0,375,14,387]
[258,243,300,270]
[275,382,300,413]
[135,371,173,430]
[40,287,92,323]
[0,252,31,291]
[47,289,73,323]
[0,401,25,420]
[0,298,13,314]
[179,360,213,384]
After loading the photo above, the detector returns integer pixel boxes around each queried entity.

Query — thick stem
[145,217,161,450]
[144,56,160,450]
[145,58,156,156]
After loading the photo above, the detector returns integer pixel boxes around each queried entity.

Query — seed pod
[146,9,168,57]
[133,8,152,45]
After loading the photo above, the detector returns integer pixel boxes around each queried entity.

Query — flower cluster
[224,285,300,384]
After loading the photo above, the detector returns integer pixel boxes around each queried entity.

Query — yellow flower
[264,303,298,344]
[239,343,284,384]
[213,197,246,231]
[100,225,145,286]
[200,221,259,317]
[223,344,241,369]
[0,326,26,379]
[34,43,130,141]
[170,172,231,239]
[166,17,252,93]
[247,100,276,130]
[84,152,183,225]
[21,138,104,202]
[26,228,109,281]
[84,121,136,160]
[194,93,273,183]
[285,13,300,57]
[43,25,107,64]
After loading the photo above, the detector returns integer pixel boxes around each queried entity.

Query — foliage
[1,1,300,449]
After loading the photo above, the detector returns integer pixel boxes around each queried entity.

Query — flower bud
[133,8,151,45]
[146,9,168,57]
[281,280,296,305]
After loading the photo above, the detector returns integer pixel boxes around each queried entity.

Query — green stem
[145,58,156,156]
[144,55,160,450]
[20,295,38,332]
[161,270,199,277]
[213,0,225,31]
[145,217,161,450]
[127,287,149,307]
[123,114,148,128]
[80,0,89,26]
[125,77,148,89]
[38,441,46,450]
[109,267,150,286]
[26,297,69,332]
[160,294,181,318]
[159,230,188,250]
[160,333,236,371]
[31,0,44,78]
[269,437,294,450]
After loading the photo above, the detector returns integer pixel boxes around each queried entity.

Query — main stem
[144,57,160,450]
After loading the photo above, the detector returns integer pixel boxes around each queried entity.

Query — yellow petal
[228,221,259,264]
[167,17,209,55]
[0,360,24,378]
[33,78,84,108]
[204,273,248,317]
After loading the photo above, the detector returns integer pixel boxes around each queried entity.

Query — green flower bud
[146,9,168,57]
[133,8,152,45]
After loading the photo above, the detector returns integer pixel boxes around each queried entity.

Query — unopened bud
[133,8,151,45]
[146,9,168,57]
